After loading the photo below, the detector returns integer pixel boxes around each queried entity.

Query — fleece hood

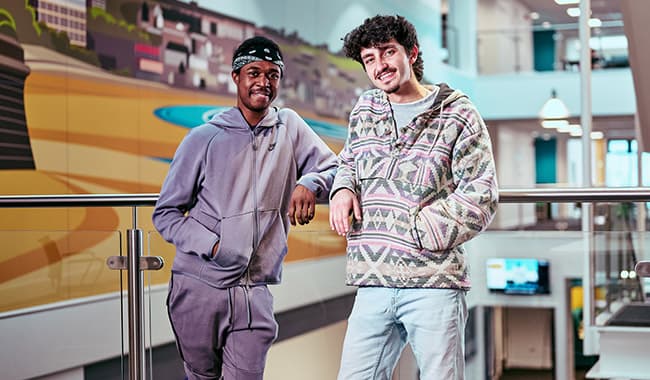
[207,106,280,132]
[429,83,466,113]
[378,82,467,121]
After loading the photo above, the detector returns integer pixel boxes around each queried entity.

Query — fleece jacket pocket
[211,212,255,277]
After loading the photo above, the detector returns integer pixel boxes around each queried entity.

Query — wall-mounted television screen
[486,258,550,295]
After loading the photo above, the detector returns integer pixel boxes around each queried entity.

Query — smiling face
[360,38,419,101]
[232,60,281,126]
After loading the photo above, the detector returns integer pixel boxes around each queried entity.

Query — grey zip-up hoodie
[153,106,337,288]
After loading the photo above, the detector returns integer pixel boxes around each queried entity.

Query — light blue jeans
[337,287,467,380]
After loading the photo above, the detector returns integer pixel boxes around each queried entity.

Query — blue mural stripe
[150,157,173,163]
[154,105,347,140]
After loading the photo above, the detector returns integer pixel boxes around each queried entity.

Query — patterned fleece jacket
[331,83,498,289]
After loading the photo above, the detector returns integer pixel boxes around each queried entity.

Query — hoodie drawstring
[226,286,253,333]
[438,97,445,131]
[242,286,252,329]
[268,121,280,151]
[227,287,234,329]
[427,92,449,155]
[251,122,279,151]
[433,97,446,146]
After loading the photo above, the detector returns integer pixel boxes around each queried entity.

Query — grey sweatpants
[167,273,278,380]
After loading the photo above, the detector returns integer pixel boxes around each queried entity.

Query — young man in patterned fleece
[329,15,499,380]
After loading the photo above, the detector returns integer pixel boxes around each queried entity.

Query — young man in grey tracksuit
[152,36,337,380]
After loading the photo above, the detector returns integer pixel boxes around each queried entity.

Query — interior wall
[265,321,347,380]
[491,122,536,229]
[492,306,504,379]
[446,0,478,74]
[477,0,533,74]
[503,307,553,369]
[556,135,569,219]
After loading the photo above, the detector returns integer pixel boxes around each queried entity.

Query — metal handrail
[0,187,649,206]
[497,187,650,203]
[0,193,159,207]
[1,187,649,379]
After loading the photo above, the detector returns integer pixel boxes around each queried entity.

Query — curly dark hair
[342,15,424,82]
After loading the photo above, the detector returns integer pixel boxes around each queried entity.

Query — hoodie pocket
[357,156,392,181]
[211,212,255,274]
[248,209,288,283]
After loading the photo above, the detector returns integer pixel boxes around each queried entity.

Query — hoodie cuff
[329,186,355,200]
[297,178,322,198]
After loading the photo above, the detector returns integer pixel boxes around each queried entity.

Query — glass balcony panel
[265,228,349,379]
[0,229,122,313]
[594,230,649,326]
[0,227,124,380]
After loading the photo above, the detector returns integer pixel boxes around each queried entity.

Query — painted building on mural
[0,32,35,169]
[28,0,88,47]
[137,0,257,92]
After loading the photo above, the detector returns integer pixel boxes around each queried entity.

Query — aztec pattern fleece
[331,83,498,289]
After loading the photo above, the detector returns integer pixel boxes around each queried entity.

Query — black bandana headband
[232,37,284,74]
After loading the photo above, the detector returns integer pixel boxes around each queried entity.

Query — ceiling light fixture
[539,89,570,132]
[569,129,604,140]
[542,120,569,129]
[554,0,580,5]
[567,7,580,17]
[589,18,602,28]
[539,89,570,120]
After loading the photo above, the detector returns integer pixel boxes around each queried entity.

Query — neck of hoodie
[238,106,269,129]
[387,74,429,104]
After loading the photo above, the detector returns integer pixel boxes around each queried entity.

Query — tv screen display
[486,258,550,295]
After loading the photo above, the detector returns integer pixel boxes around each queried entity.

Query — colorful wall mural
[0,0,367,313]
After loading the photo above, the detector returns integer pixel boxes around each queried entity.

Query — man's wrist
[330,187,354,200]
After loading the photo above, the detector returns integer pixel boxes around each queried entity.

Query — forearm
[330,141,357,199]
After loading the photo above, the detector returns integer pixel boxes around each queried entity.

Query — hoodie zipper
[387,101,400,140]
[248,129,259,287]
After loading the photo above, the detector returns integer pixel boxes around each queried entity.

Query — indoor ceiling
[476,1,636,141]
[517,0,622,26]
[491,115,636,140]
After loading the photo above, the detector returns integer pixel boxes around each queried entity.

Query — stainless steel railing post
[127,227,145,380]
[127,206,146,380]
[579,0,598,358]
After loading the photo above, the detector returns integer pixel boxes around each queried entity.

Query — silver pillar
[579,0,598,357]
